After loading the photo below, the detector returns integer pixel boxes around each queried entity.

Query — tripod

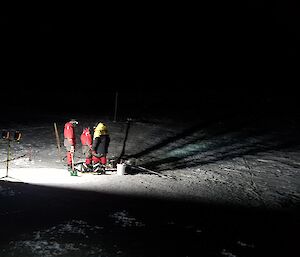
[0,139,13,180]
[0,131,22,181]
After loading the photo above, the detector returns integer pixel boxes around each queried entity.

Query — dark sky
[1,2,299,117]
[2,4,298,71]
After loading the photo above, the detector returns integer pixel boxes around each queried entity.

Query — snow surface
[0,113,299,256]
[1,115,299,208]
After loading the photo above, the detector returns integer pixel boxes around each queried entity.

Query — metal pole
[113,91,118,122]
[6,139,10,177]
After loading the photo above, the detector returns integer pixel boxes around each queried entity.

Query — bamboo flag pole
[54,122,62,162]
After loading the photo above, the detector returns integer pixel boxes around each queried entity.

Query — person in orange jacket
[80,127,93,172]
[63,119,78,175]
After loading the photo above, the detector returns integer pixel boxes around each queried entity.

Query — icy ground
[0,113,299,257]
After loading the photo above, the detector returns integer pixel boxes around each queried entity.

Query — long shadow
[148,135,300,171]
[0,180,299,257]
[141,121,300,171]
[127,113,252,160]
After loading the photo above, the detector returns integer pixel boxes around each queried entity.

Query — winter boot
[82,163,93,173]
[100,164,106,174]
[93,163,105,174]
[93,162,100,173]
[87,164,93,172]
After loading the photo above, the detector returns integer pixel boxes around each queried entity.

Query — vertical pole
[54,122,62,162]
[6,140,10,177]
[113,91,118,122]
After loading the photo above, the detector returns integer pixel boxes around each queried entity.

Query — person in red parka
[63,119,78,175]
[80,127,93,172]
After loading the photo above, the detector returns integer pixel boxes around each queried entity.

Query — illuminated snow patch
[13,240,78,257]
[110,210,145,227]
[236,240,255,248]
[6,220,106,257]
[221,249,237,257]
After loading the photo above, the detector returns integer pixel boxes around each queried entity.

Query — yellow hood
[93,122,108,138]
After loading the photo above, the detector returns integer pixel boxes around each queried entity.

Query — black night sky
[1,1,299,120]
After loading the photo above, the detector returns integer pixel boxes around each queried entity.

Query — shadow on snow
[0,180,299,257]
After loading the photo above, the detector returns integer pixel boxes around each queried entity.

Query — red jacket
[80,128,92,148]
[64,122,76,146]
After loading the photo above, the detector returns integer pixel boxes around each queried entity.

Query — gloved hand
[70,145,75,153]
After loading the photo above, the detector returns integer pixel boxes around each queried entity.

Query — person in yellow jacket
[92,122,110,173]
